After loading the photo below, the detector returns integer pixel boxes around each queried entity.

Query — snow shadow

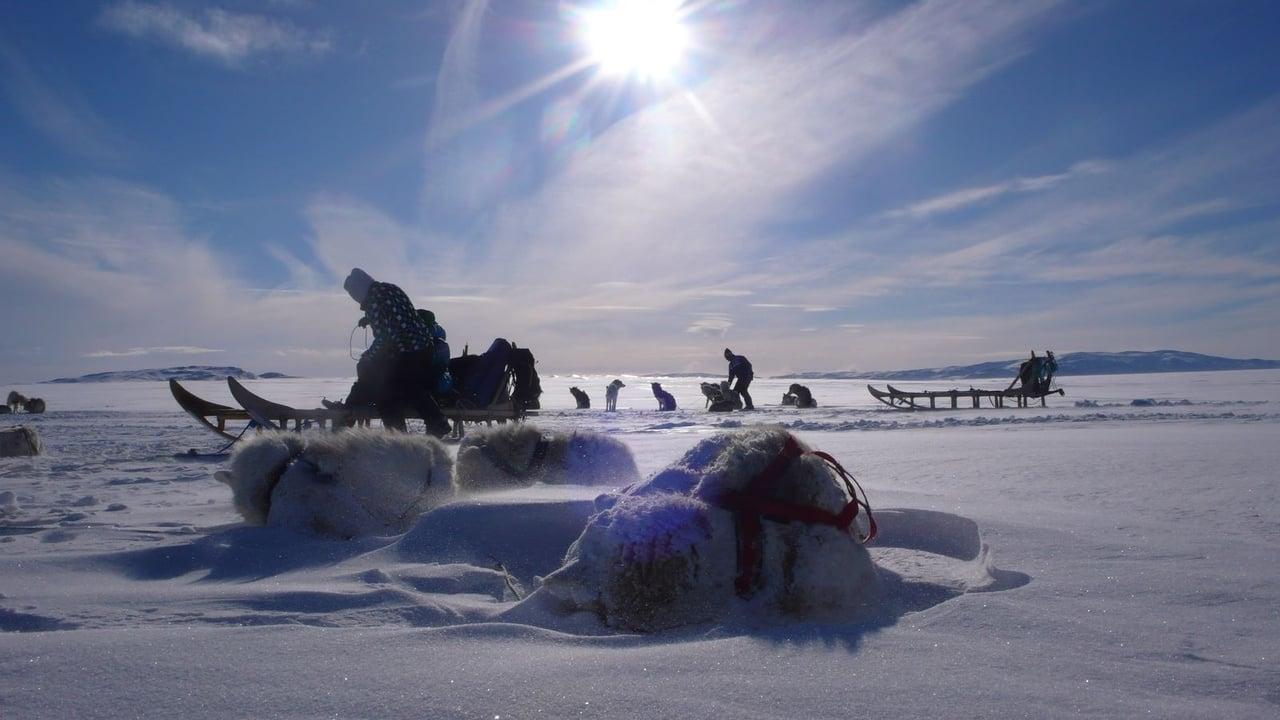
[492,505,1030,650]
[93,525,383,582]
[380,495,601,585]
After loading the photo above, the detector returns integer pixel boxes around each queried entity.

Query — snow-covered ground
[1,370,1277,718]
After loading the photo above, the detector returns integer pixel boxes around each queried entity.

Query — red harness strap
[708,434,877,598]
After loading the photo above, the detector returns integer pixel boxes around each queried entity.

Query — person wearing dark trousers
[724,348,754,410]
[339,268,451,437]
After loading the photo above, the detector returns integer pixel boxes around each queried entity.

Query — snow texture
[540,427,878,630]
[1,371,1277,719]
[455,423,639,491]
[215,429,453,538]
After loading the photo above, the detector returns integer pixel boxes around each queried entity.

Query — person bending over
[723,348,754,410]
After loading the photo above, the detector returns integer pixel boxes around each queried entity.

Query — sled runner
[169,379,253,440]
[867,383,1065,410]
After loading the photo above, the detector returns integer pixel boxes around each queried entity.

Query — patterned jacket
[361,282,433,360]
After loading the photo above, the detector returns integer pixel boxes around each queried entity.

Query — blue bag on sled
[460,338,513,406]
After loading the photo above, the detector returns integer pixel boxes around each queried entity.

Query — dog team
[568,348,814,413]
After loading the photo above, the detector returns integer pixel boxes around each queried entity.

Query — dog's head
[651,382,663,395]
[609,379,625,390]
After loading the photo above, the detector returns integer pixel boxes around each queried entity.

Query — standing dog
[605,379,625,412]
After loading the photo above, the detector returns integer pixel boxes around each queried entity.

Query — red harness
[706,434,877,598]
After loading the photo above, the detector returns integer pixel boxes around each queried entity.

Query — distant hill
[779,350,1280,381]
[47,366,296,383]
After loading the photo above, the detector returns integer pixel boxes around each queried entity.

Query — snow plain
[1,370,1277,718]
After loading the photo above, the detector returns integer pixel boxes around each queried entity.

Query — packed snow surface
[1,370,1278,718]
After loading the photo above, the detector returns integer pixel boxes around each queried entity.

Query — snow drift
[455,424,639,491]
[215,429,454,539]
[539,426,877,631]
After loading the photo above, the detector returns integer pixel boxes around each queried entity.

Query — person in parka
[333,268,451,437]
[723,348,755,410]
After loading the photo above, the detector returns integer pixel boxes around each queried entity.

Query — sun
[579,0,690,80]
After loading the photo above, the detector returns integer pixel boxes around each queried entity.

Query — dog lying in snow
[781,383,816,408]
[605,379,625,412]
[539,426,877,631]
[455,423,639,492]
[5,392,45,414]
[569,386,591,409]
[214,429,454,539]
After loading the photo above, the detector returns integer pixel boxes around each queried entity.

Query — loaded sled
[171,338,542,440]
[867,383,1064,410]
[868,351,1064,410]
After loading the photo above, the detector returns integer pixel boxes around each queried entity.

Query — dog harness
[706,433,877,598]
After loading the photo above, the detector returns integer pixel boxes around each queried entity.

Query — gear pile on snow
[455,424,640,492]
[0,426,42,457]
[540,427,877,631]
[215,429,453,539]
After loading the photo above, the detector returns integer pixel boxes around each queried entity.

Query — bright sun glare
[580,0,689,80]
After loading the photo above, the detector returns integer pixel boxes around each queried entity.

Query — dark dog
[700,381,741,412]
[783,383,816,408]
[570,386,591,409]
[651,382,677,411]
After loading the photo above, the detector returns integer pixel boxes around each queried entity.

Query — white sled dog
[605,379,625,412]
[454,423,640,491]
[540,426,878,631]
[214,429,454,539]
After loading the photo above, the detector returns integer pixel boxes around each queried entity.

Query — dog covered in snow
[539,426,877,631]
[605,379,625,412]
[455,423,640,492]
[569,386,591,409]
[6,391,26,413]
[214,428,454,539]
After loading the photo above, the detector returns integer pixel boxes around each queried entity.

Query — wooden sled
[226,377,526,435]
[169,379,253,440]
[868,383,1065,411]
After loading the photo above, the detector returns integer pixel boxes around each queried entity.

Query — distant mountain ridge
[779,350,1280,381]
[47,366,295,383]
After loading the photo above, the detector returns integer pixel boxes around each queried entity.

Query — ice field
[1,370,1277,718]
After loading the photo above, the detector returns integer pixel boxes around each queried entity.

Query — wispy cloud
[0,41,122,161]
[884,160,1110,219]
[84,346,223,358]
[686,314,734,337]
[99,1,330,66]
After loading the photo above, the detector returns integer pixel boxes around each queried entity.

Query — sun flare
[579,0,689,80]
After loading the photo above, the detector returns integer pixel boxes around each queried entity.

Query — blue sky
[1,0,1278,381]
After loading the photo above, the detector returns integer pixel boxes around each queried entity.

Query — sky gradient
[1,0,1278,382]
